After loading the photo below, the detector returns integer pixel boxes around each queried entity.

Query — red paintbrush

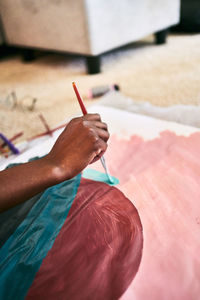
[28,122,68,141]
[72,82,113,183]
[39,114,52,136]
[72,82,87,115]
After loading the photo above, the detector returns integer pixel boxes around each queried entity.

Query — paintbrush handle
[72,82,87,115]
[72,82,113,182]
[0,133,19,154]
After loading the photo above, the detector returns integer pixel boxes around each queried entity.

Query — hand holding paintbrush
[0,95,111,211]
[72,82,113,183]
[47,112,109,181]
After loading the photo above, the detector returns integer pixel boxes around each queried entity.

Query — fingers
[90,138,107,164]
[82,121,109,143]
[74,114,107,131]
[95,138,107,154]
[83,113,101,122]
[95,127,110,142]
[81,112,109,141]
[93,121,108,131]
[90,151,105,164]
[68,114,109,164]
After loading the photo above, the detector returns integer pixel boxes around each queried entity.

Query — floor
[0,33,200,141]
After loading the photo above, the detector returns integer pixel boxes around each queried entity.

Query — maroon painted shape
[26,178,143,300]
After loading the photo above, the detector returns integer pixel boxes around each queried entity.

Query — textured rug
[0,33,200,141]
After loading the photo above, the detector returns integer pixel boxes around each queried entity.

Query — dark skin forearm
[0,157,59,212]
[0,113,109,213]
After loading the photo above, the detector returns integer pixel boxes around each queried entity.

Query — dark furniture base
[22,49,36,62]
[86,55,101,74]
[1,28,169,73]
[155,28,168,45]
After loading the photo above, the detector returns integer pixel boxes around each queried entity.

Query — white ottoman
[0,0,180,73]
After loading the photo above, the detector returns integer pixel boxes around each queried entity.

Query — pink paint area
[91,130,200,300]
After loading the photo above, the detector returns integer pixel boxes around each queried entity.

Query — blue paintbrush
[0,133,20,155]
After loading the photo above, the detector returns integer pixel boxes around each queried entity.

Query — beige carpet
[0,33,200,141]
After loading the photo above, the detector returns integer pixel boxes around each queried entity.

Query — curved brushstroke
[27,178,143,300]
[0,175,81,300]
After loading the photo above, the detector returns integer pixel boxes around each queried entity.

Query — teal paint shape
[83,169,119,186]
[0,174,81,300]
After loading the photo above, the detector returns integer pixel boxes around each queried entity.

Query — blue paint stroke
[83,168,119,186]
[0,174,81,300]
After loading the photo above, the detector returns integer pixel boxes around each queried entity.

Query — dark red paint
[27,178,143,300]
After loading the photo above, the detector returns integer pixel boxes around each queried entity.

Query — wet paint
[82,168,119,186]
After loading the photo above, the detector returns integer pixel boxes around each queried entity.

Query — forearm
[0,157,61,213]
[0,113,109,213]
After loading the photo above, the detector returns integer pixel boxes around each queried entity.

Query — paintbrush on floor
[72,82,114,184]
